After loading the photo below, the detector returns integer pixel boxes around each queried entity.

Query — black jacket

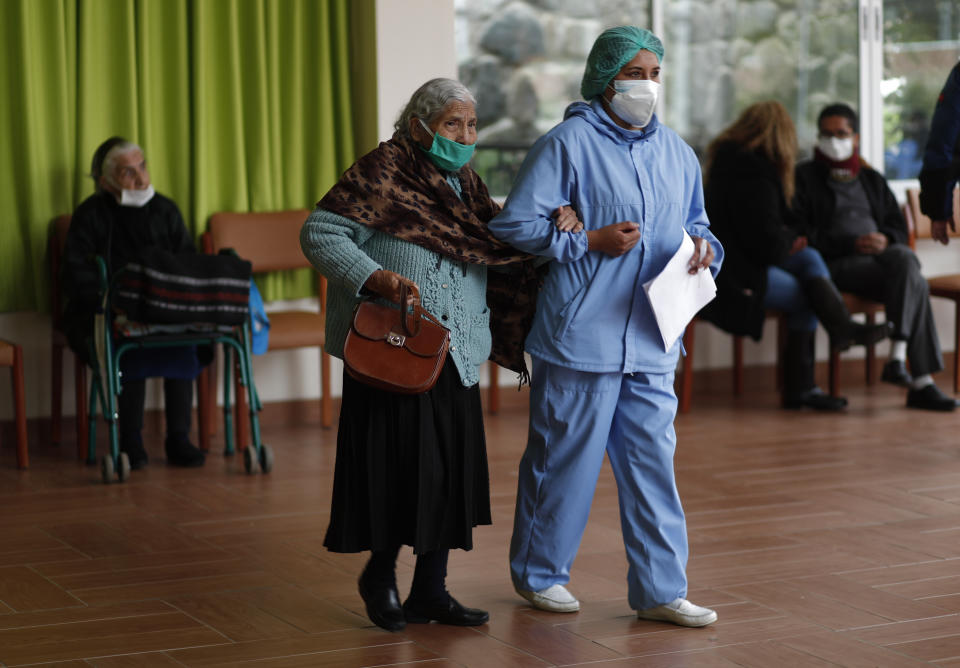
[61,191,194,358]
[700,143,800,340]
[919,61,960,221]
[793,159,908,261]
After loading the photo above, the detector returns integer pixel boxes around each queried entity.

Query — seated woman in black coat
[700,101,887,410]
[61,137,207,468]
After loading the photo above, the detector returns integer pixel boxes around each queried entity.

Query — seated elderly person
[61,137,207,469]
[794,104,959,412]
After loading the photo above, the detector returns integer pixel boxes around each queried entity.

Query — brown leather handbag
[343,283,450,394]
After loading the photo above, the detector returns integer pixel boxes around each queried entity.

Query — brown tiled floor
[0,364,959,666]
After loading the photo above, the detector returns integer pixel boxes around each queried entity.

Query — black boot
[803,278,890,352]
[782,329,848,411]
[118,379,149,469]
[164,379,205,467]
[359,547,406,632]
[164,437,206,467]
[402,550,489,626]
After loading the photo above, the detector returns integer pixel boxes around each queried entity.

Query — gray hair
[99,140,144,190]
[394,78,477,140]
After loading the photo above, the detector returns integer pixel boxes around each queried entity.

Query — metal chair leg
[75,359,88,460]
[87,372,100,465]
[222,346,235,456]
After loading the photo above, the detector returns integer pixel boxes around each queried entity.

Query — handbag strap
[397,283,447,337]
[400,282,422,337]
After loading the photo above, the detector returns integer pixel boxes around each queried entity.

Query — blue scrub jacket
[488,100,723,374]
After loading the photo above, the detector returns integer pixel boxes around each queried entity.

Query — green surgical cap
[580,26,664,100]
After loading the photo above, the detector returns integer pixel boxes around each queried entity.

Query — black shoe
[402,594,489,626]
[881,360,913,388]
[358,575,406,632]
[906,384,959,412]
[783,387,848,411]
[121,444,149,470]
[851,321,892,347]
[164,438,206,467]
[803,278,891,352]
[832,322,891,353]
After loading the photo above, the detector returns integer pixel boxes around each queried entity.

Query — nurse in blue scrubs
[488,26,723,627]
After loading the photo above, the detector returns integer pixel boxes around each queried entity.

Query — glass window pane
[455,0,651,197]
[662,0,860,157]
[882,1,960,180]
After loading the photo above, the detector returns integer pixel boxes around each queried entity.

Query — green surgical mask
[418,119,476,171]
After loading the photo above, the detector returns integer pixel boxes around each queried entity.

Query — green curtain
[0,0,364,313]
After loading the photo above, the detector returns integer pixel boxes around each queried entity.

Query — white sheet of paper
[643,231,717,351]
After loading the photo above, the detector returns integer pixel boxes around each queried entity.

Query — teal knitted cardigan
[300,207,490,388]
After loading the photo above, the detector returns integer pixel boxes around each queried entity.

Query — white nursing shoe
[636,598,718,627]
[516,584,580,612]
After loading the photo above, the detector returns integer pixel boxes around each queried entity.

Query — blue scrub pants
[763,246,830,332]
[509,357,687,610]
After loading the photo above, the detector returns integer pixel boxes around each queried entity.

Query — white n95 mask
[817,136,854,162]
[609,79,660,129]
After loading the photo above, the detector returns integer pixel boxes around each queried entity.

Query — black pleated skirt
[323,358,491,554]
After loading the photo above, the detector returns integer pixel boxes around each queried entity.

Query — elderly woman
[301,78,576,632]
[488,27,722,627]
[701,101,888,411]
[62,137,207,470]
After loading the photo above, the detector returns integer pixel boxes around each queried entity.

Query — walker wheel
[258,443,274,474]
[101,454,115,484]
[117,452,131,483]
[243,445,259,474]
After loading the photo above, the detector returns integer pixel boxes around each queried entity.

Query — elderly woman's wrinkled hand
[553,205,583,233]
[364,269,418,305]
